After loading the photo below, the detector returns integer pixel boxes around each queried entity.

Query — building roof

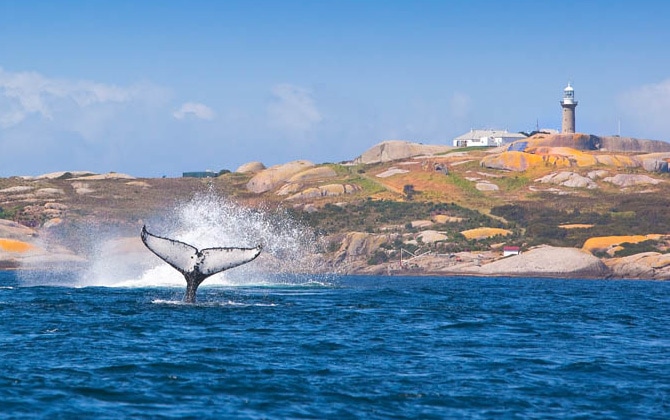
[453,129,527,142]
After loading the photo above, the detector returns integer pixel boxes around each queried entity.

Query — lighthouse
[560,82,578,133]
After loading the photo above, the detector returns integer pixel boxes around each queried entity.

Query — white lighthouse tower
[560,82,578,133]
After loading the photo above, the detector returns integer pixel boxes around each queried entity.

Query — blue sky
[1,0,670,177]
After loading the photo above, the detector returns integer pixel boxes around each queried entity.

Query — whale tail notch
[140,226,262,303]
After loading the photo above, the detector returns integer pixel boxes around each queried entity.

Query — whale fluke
[140,226,262,303]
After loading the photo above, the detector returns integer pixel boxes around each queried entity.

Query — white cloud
[0,66,182,176]
[267,84,322,136]
[619,79,670,139]
[173,102,215,120]
[0,66,138,128]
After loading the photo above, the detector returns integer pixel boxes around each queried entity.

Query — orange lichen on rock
[460,227,511,240]
[582,235,659,253]
[0,238,35,253]
[480,151,545,171]
[482,132,664,173]
[594,154,638,168]
[535,147,598,167]
[483,147,648,172]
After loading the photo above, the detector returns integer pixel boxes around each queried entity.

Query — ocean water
[0,271,668,419]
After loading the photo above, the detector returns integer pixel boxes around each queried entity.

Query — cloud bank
[0,67,141,129]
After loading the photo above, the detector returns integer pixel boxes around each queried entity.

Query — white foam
[25,190,327,289]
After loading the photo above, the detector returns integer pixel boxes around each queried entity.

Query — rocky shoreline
[327,245,670,280]
[5,238,670,281]
[2,134,670,281]
[3,217,667,281]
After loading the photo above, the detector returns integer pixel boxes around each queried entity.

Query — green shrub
[614,240,660,257]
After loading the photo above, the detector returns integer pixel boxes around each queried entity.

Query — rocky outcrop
[507,133,670,153]
[0,240,35,268]
[593,154,639,168]
[509,133,602,151]
[639,153,670,173]
[246,160,315,193]
[599,136,670,153]
[328,232,394,272]
[235,161,266,173]
[475,181,499,191]
[480,151,545,171]
[354,140,452,164]
[0,238,35,253]
[642,159,669,173]
[587,170,609,179]
[126,181,152,188]
[602,174,662,187]
[0,219,36,240]
[535,172,597,189]
[605,252,670,280]
[23,171,96,180]
[482,147,641,172]
[0,186,34,194]
[474,246,610,278]
[376,167,410,178]
[71,182,95,195]
[69,172,135,180]
[287,167,337,183]
[0,220,83,269]
[285,184,359,200]
[36,188,64,196]
[482,134,670,173]
[417,230,448,243]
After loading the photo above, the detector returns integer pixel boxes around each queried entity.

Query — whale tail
[140,226,262,303]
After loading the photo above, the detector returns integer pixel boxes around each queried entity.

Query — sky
[1,0,670,177]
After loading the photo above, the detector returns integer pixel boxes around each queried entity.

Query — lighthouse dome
[562,82,575,103]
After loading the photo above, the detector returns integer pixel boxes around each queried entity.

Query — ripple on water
[0,272,669,418]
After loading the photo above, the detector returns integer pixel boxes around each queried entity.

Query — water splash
[20,191,330,288]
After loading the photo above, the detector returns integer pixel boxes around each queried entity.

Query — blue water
[1,272,668,419]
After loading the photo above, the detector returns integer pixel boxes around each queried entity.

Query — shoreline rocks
[471,246,610,278]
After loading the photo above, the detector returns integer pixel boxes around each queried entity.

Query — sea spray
[19,191,329,288]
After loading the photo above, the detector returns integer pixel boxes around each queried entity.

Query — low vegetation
[293,200,503,236]
[2,139,670,268]
[491,194,670,249]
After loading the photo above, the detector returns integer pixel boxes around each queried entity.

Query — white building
[503,246,521,257]
[452,129,527,148]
